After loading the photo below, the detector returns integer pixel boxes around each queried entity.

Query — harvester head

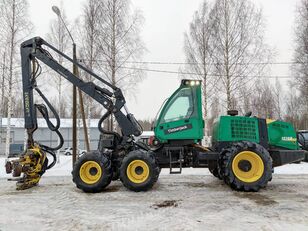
[5,145,48,190]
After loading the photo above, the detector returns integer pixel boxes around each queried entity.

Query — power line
[1,57,297,79]
[81,58,306,79]
[80,59,308,66]
[115,65,303,79]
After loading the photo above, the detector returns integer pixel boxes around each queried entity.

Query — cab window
[162,87,194,123]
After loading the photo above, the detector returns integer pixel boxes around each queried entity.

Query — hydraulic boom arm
[5,37,142,189]
[22,37,141,139]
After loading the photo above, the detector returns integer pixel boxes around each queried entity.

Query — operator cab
[154,79,204,144]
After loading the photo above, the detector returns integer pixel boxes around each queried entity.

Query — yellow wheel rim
[126,160,149,184]
[79,161,102,184]
[232,151,264,183]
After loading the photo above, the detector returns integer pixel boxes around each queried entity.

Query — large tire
[218,141,272,192]
[72,152,112,193]
[120,150,160,192]
[208,160,222,180]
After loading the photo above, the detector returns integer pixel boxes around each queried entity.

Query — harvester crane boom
[21,37,141,142]
[5,37,142,189]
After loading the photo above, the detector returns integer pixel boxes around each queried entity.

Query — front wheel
[120,150,160,192]
[72,152,112,193]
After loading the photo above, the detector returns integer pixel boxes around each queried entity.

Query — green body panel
[267,120,299,150]
[153,80,299,150]
[212,116,299,150]
[212,116,260,143]
[154,80,204,143]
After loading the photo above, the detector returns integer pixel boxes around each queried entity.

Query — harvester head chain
[6,145,48,190]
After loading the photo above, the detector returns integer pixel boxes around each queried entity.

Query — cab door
[154,80,204,143]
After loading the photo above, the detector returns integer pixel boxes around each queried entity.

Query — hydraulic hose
[98,110,122,140]
[32,87,65,168]
[35,88,60,131]
[40,146,57,170]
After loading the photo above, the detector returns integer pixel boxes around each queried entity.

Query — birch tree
[285,84,301,129]
[250,79,275,118]
[273,78,282,119]
[47,6,70,118]
[210,0,269,110]
[293,0,308,110]
[184,1,217,120]
[0,0,32,155]
[0,52,7,116]
[78,0,104,140]
[94,0,146,131]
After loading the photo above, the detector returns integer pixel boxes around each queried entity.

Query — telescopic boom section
[21,37,141,139]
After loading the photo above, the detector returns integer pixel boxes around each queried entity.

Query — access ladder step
[166,147,184,174]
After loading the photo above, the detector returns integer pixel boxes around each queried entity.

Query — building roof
[139,131,154,137]
[0,118,100,128]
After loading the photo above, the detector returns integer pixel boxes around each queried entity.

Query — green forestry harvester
[5,37,305,192]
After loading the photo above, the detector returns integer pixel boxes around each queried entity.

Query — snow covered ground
[1,174,308,230]
[1,155,308,230]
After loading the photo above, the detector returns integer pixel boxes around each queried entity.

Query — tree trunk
[1,53,6,116]
[202,74,208,135]
[110,0,116,132]
[5,0,16,156]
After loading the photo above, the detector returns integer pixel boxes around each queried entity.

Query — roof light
[182,79,202,86]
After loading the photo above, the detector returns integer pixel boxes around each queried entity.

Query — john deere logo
[164,124,192,134]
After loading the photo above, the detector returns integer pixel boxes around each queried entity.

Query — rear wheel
[72,152,112,193]
[218,141,272,192]
[120,150,160,192]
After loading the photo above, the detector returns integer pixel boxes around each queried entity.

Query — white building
[0,117,101,155]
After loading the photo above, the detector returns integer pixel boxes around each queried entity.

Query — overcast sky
[27,0,301,120]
